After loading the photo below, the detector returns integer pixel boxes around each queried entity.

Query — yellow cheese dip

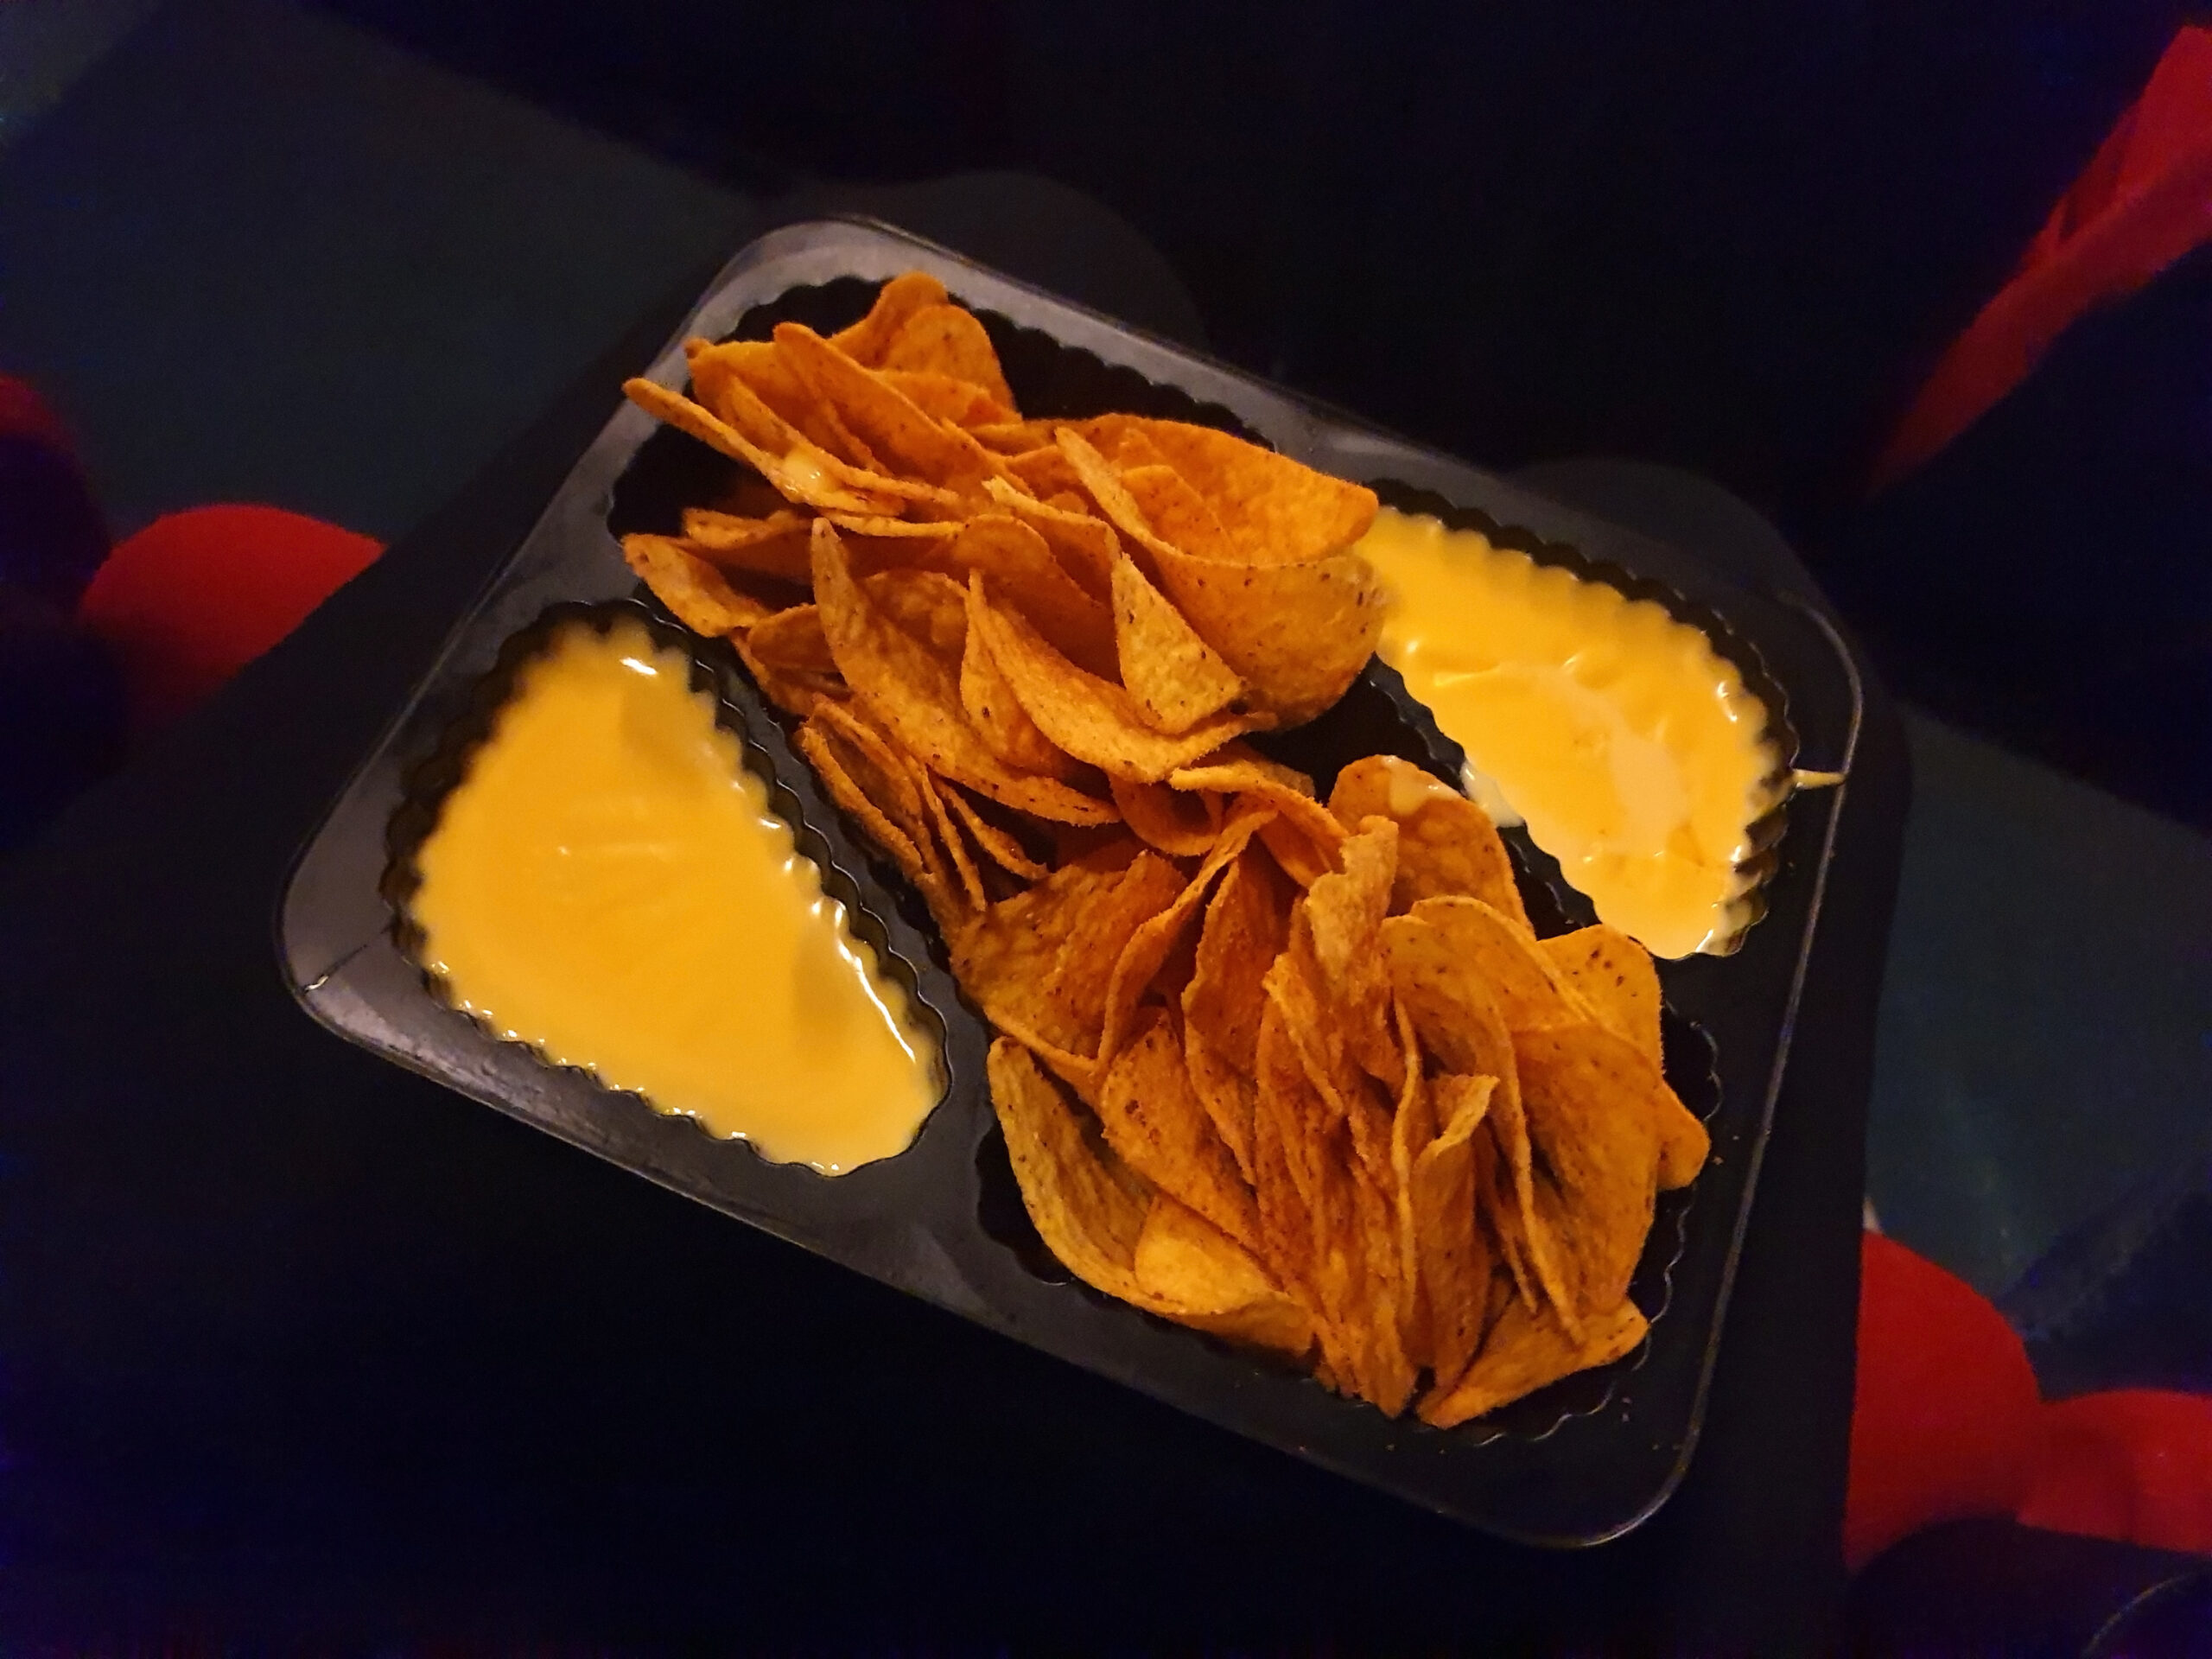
[408,617,940,1173]
[1357,509,1783,958]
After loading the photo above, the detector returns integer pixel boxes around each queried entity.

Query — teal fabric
[1870,715,2212,1298]
[0,0,752,541]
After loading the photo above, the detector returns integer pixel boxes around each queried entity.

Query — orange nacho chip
[830,270,951,365]
[968,573,1261,782]
[1133,1197,1313,1358]
[1097,1008,1261,1252]
[774,321,1007,500]
[1111,549,1246,734]
[958,599,1079,778]
[745,603,838,675]
[812,521,1116,826]
[1108,777,1222,857]
[622,534,779,634]
[948,514,1117,677]
[1420,1294,1649,1429]
[677,506,816,583]
[982,476,1118,597]
[880,303,1017,411]
[880,369,1017,429]
[1327,753,1529,927]
[1540,925,1662,1067]
[608,273,1706,1429]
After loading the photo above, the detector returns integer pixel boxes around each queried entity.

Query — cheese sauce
[1357,509,1783,958]
[409,617,939,1172]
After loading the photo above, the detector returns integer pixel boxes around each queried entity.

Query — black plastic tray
[279,218,1867,1548]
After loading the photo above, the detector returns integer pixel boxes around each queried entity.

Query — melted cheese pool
[1357,509,1783,957]
[409,617,940,1172]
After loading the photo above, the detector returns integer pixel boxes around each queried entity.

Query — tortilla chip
[913,765,989,912]
[621,533,777,634]
[736,633,842,721]
[1006,444,1090,504]
[1097,1010,1261,1251]
[954,841,1147,1056]
[1261,927,1377,1169]
[1109,777,1221,856]
[880,302,1017,411]
[1514,1021,1669,1318]
[812,522,1116,825]
[982,476,1117,597]
[987,1039,1151,1299]
[830,270,950,366]
[1412,1073,1500,1394]
[687,338,880,470]
[677,506,817,584]
[1042,850,1188,1054]
[809,698,925,824]
[1095,804,1273,1070]
[1113,461,1240,562]
[1417,1295,1648,1429]
[1327,753,1529,928]
[1184,845,1293,1078]
[1085,418,1169,470]
[1111,550,1246,733]
[622,378,907,518]
[745,603,837,674]
[1524,980,1708,1191]
[1126,419,1379,565]
[958,608,1079,777]
[939,781,1049,882]
[774,321,1004,499]
[792,717,957,924]
[1382,912,1575,1331]
[879,369,1017,429]
[1184,1018,1259,1188]
[861,567,969,660]
[948,514,1117,677]
[1167,758,1340,890]
[971,419,1060,455]
[1349,1154,1420,1415]
[802,705,970,926]
[1134,1196,1313,1358]
[1146,537,1386,727]
[1177,742,1315,797]
[1252,1002,1359,1384]
[1167,756,1345,871]
[824,512,964,544]
[1300,819,1403,1090]
[1540,925,1662,1069]
[1385,999,1436,1368]
[673,339,810,455]
[1249,818,1324,888]
[968,573,1261,782]
[1402,895,1592,1033]
[1049,429,1187,580]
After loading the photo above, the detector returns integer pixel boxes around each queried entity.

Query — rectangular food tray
[279,218,1867,1548]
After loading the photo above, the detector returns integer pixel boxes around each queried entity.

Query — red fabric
[2020,1391,2212,1559]
[75,505,382,731]
[1871,26,2212,491]
[1848,1231,2212,1570]
[0,374,75,453]
[1847,1230,2043,1568]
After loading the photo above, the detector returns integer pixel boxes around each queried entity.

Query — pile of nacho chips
[620,273,1707,1424]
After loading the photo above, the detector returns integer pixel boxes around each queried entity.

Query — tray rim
[275,215,1872,1548]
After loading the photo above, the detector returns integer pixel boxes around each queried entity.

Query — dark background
[316,0,2212,830]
